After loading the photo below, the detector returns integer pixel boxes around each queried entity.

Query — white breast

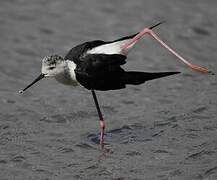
[66,60,80,85]
[55,60,80,86]
[66,61,76,78]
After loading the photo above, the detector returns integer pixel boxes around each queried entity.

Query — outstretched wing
[75,54,127,90]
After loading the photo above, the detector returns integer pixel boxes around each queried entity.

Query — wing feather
[75,54,126,90]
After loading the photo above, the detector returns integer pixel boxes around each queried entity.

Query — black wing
[75,54,127,90]
[109,32,138,43]
[75,53,180,91]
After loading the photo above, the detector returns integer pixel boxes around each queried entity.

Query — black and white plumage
[63,25,182,91]
[64,39,179,91]
[19,22,211,147]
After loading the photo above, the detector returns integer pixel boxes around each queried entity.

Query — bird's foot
[99,120,105,149]
[188,64,214,74]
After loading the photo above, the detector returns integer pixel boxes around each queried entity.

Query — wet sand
[0,0,217,179]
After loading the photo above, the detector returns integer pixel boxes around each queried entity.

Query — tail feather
[122,71,180,85]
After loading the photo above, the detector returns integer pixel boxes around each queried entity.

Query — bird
[19,21,212,147]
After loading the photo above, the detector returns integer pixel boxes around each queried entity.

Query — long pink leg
[91,90,105,148]
[122,27,212,74]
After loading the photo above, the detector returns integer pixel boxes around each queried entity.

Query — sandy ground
[0,0,217,179]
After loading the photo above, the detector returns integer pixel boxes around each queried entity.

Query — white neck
[66,60,76,79]
[55,60,79,86]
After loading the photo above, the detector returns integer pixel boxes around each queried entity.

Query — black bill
[19,73,45,94]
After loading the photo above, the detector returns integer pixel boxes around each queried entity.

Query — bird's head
[19,54,65,94]
[42,55,65,77]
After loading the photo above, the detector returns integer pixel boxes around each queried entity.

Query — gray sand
[0,0,217,179]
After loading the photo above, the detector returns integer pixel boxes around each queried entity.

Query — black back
[64,40,106,63]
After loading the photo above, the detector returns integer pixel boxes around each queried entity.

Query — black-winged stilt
[19,22,212,147]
